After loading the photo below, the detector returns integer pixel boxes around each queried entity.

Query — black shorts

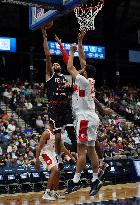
[48,103,73,132]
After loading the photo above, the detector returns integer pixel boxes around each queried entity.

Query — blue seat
[2,166,16,174]
[16,165,27,174]
[27,165,36,173]
[0,167,3,174]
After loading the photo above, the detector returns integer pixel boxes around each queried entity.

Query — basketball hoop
[74,0,104,31]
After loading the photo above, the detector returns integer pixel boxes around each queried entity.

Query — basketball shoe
[89,179,103,196]
[65,180,83,194]
[42,191,55,201]
[52,190,65,199]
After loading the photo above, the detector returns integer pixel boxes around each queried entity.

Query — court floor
[0,182,140,205]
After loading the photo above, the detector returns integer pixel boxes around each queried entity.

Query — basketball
[43,21,53,30]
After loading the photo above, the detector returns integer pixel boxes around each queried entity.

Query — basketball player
[55,33,110,183]
[64,43,105,196]
[77,31,110,178]
[41,27,76,163]
[35,122,76,200]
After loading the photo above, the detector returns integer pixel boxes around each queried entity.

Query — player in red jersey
[55,33,111,195]
[77,31,111,182]
[35,122,76,201]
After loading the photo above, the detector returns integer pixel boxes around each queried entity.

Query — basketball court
[0,183,140,205]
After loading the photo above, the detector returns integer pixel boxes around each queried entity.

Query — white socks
[99,158,104,166]
[57,154,62,163]
[45,189,51,194]
[73,173,81,183]
[92,172,98,182]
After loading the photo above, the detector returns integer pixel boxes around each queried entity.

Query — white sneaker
[42,191,56,201]
[52,191,65,199]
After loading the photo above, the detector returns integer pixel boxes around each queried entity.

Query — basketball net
[74,0,104,31]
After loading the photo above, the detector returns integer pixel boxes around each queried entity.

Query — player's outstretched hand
[78,30,86,42]
[55,34,62,45]
[70,43,77,53]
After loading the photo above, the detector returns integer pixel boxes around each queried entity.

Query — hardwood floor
[0,183,140,205]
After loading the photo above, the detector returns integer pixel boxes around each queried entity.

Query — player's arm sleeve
[60,44,69,65]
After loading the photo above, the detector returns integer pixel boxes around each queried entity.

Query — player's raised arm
[42,28,53,81]
[55,34,69,65]
[67,43,79,79]
[78,31,86,70]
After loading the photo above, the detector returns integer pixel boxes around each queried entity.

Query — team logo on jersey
[79,89,85,97]
[47,160,51,165]
[73,84,78,92]
[79,134,87,142]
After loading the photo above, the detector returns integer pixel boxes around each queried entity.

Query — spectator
[0,155,6,167]
[2,132,11,145]
[7,121,16,133]
[132,134,140,145]
[100,137,109,152]
[40,93,48,106]
[24,100,33,110]
[9,156,18,167]
[116,140,124,151]
[10,93,19,110]
[17,154,24,165]
[35,116,44,134]
[110,142,121,157]
[114,115,121,125]
[27,150,35,165]
[24,80,29,86]
[7,141,14,153]
[2,111,9,121]
[0,120,6,132]
[12,84,21,94]
[34,94,42,107]
[29,134,38,150]
[3,88,12,102]
[7,145,18,164]
[9,114,17,124]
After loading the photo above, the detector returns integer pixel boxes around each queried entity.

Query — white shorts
[75,112,100,146]
[39,152,58,171]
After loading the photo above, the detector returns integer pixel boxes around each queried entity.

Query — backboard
[0,0,63,8]
[29,0,88,30]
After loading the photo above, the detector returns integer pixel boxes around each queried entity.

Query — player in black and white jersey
[42,28,76,164]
